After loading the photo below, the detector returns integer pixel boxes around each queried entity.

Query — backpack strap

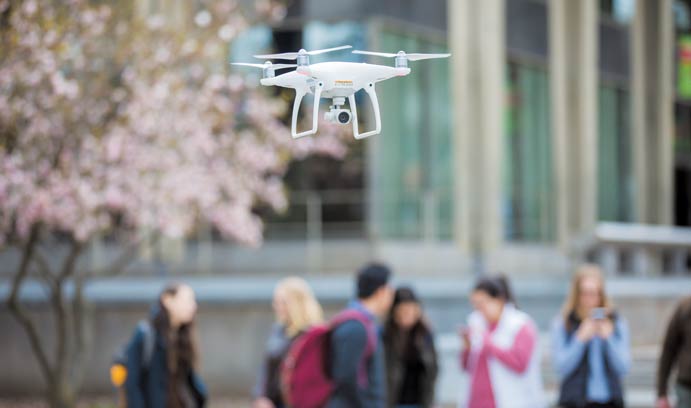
[137,320,156,370]
[330,309,378,387]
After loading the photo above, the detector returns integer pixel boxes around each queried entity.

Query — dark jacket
[124,323,207,408]
[253,324,297,408]
[328,306,386,408]
[383,327,438,408]
[558,312,624,408]
[657,296,691,397]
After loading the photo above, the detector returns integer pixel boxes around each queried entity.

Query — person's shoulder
[679,296,691,317]
[334,317,368,334]
[550,314,567,331]
[132,320,151,339]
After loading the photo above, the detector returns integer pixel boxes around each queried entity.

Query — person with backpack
[383,286,438,408]
[327,262,394,408]
[459,276,545,408]
[551,264,630,408]
[252,277,324,408]
[123,282,207,408]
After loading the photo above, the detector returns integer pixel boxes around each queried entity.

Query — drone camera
[325,108,352,125]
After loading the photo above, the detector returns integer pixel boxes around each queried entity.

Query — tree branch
[32,249,57,289]
[54,240,84,381]
[69,270,88,390]
[96,234,156,278]
[7,225,54,382]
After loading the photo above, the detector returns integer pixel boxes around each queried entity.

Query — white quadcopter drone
[232,45,450,139]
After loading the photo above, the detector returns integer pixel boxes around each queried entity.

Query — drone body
[232,46,449,139]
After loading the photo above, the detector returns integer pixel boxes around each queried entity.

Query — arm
[460,349,471,371]
[330,320,368,407]
[604,318,631,376]
[252,325,283,399]
[124,327,146,408]
[551,318,587,380]
[657,305,684,397]
[485,322,536,374]
[422,333,439,408]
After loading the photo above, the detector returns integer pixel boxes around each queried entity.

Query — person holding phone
[458,276,545,408]
[551,264,631,408]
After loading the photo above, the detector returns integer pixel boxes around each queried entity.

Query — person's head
[155,282,199,371]
[562,263,613,320]
[159,283,198,329]
[390,286,423,331]
[273,277,324,337]
[495,273,517,306]
[357,263,394,317]
[471,277,506,324]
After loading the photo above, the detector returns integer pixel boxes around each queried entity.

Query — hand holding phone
[590,307,607,320]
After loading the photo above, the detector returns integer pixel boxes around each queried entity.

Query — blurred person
[328,262,395,408]
[459,276,545,408]
[495,273,517,307]
[383,286,439,408]
[552,264,630,408]
[252,277,324,408]
[124,282,207,408]
[656,296,691,408]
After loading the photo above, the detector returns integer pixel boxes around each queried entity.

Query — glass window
[370,25,452,240]
[503,62,555,242]
[597,84,633,221]
[303,21,367,63]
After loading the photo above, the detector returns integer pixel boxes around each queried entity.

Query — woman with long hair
[459,276,545,408]
[383,286,438,408]
[252,277,324,408]
[551,264,631,408]
[124,282,207,408]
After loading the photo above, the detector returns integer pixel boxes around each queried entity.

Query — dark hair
[356,263,391,299]
[392,286,419,305]
[473,275,517,305]
[473,277,504,299]
[384,286,433,354]
[495,274,517,306]
[153,282,199,392]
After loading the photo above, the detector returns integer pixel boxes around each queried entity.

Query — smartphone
[591,307,607,320]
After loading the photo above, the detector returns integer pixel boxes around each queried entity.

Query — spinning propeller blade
[254,45,352,60]
[353,50,450,61]
[230,62,297,70]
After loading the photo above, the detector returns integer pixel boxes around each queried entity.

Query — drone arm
[348,83,381,140]
[291,82,323,139]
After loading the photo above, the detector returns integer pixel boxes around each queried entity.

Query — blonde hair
[275,277,324,337]
[561,264,613,321]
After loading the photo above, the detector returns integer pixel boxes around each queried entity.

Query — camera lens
[337,111,350,124]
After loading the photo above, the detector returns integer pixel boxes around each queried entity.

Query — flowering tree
[0,0,347,406]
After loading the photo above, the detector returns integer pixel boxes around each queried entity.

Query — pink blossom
[0,0,348,251]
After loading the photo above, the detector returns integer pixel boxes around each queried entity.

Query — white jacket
[458,305,546,408]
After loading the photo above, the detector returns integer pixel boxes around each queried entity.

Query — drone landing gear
[291,82,324,139]
[348,82,381,140]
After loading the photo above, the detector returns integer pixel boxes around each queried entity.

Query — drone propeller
[231,62,297,70]
[353,50,451,61]
[230,61,297,79]
[254,45,352,60]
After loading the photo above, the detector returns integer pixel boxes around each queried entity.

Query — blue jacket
[552,312,630,407]
[124,323,208,408]
[328,302,386,408]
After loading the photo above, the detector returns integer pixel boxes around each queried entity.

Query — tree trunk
[47,377,76,408]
